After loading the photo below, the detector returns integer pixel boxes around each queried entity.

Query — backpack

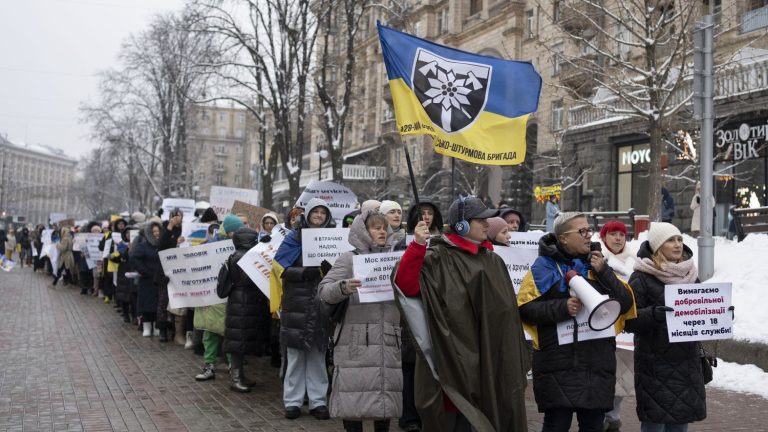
[216,256,233,299]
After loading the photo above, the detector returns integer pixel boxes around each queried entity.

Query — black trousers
[542,408,604,432]
[399,361,420,428]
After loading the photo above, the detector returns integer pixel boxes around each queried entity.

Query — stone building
[0,134,77,225]
[187,101,258,202]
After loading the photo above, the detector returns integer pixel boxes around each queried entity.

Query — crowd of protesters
[1,189,718,432]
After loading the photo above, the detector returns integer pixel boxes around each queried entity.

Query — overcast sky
[0,0,186,159]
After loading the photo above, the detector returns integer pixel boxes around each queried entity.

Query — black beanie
[199,207,219,223]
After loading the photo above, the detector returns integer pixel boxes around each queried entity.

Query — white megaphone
[565,269,621,331]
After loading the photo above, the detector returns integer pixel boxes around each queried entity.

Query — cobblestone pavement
[1,268,766,431]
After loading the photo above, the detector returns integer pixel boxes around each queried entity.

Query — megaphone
[565,269,621,331]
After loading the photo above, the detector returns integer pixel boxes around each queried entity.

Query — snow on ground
[709,359,768,400]
[602,232,768,345]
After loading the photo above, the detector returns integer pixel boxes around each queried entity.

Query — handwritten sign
[230,201,277,230]
[210,186,259,220]
[161,198,196,221]
[664,283,733,342]
[556,295,616,345]
[493,232,543,294]
[84,234,103,270]
[301,228,354,267]
[158,240,234,308]
[295,180,358,222]
[353,251,404,303]
[237,228,286,299]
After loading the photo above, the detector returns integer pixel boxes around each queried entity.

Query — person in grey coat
[318,210,403,432]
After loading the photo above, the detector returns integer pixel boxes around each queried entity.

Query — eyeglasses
[562,228,594,238]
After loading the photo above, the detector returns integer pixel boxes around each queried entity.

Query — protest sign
[159,240,235,309]
[49,213,67,224]
[75,219,89,228]
[237,228,286,299]
[301,228,354,266]
[39,229,53,259]
[664,283,733,343]
[616,332,634,351]
[210,186,260,220]
[557,296,616,345]
[73,233,89,252]
[493,231,544,293]
[294,180,358,222]
[112,232,123,244]
[1,256,16,272]
[230,201,278,230]
[181,222,211,248]
[84,234,103,270]
[59,218,75,227]
[161,198,196,221]
[101,239,112,259]
[129,229,140,244]
[353,251,405,303]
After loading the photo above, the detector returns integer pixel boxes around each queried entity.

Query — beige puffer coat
[318,211,403,420]
[57,229,76,274]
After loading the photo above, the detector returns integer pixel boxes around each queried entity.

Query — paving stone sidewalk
[0,268,766,431]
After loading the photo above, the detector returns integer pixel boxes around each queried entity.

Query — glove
[652,305,674,322]
[320,259,332,276]
[260,235,272,243]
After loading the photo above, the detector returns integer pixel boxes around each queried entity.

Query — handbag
[700,346,716,384]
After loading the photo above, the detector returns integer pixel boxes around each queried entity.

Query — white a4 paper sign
[557,295,616,345]
[238,230,285,299]
[159,240,235,308]
[353,251,404,303]
[301,228,354,266]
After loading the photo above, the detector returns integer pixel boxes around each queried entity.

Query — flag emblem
[413,49,491,133]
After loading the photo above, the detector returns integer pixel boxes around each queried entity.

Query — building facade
[0,135,77,225]
[187,101,258,202]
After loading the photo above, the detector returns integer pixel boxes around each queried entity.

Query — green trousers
[202,331,231,365]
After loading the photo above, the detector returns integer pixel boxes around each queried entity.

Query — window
[553,0,562,22]
[552,44,563,76]
[741,0,766,32]
[219,127,227,137]
[551,100,563,131]
[237,113,245,123]
[215,160,226,170]
[219,112,225,122]
[216,174,225,185]
[470,0,482,16]
[617,143,652,212]
[236,145,243,154]
[414,20,422,37]
[235,160,243,170]
[615,23,632,59]
[214,144,226,154]
[525,9,536,39]
[234,129,244,138]
[437,8,448,34]
[234,175,241,185]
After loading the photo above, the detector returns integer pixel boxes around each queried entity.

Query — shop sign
[715,120,768,161]
[620,147,651,166]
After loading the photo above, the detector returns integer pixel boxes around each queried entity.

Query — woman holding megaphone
[625,223,705,432]
[518,212,635,432]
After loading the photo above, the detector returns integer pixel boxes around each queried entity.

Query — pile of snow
[709,360,768,399]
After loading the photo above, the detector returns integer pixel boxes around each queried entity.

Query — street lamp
[318,149,329,180]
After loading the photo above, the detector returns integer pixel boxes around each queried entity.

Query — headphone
[453,195,470,236]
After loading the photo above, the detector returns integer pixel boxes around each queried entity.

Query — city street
[1,268,766,432]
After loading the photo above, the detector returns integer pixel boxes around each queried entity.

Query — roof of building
[0,134,77,163]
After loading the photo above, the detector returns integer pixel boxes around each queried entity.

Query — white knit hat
[380,200,402,215]
[648,222,682,253]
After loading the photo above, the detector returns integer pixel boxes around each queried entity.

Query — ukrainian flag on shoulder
[377,22,542,165]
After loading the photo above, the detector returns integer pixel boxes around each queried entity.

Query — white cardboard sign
[84,234,103,270]
[237,228,286,299]
[158,240,234,309]
[664,283,733,342]
[301,228,354,266]
[161,198,196,221]
[209,186,260,220]
[353,251,404,303]
[557,295,616,345]
[295,180,358,222]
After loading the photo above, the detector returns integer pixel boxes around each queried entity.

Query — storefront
[616,142,652,213]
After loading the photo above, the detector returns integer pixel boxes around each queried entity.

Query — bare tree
[196,0,318,203]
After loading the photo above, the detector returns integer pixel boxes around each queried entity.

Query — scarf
[633,257,697,284]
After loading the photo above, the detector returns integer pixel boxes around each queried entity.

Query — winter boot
[229,368,251,393]
[142,322,152,337]
[153,323,161,337]
[195,363,215,381]
[158,325,169,342]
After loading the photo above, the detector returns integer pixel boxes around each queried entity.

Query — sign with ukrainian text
[237,227,286,299]
[493,231,544,294]
[301,228,354,267]
[557,295,617,345]
[210,186,260,220]
[353,251,405,303]
[664,283,733,343]
[159,240,234,309]
[378,22,541,165]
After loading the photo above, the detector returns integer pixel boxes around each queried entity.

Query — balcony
[741,5,768,33]
[214,166,227,173]
[559,53,603,92]
[568,54,768,129]
[381,118,397,137]
[558,1,603,34]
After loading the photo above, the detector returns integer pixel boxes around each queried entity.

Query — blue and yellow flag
[377,22,542,165]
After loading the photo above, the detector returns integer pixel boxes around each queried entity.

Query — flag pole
[403,141,420,205]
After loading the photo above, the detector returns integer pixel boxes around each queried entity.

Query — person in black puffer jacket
[625,222,706,431]
[223,227,271,393]
[130,219,163,337]
[518,212,635,432]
